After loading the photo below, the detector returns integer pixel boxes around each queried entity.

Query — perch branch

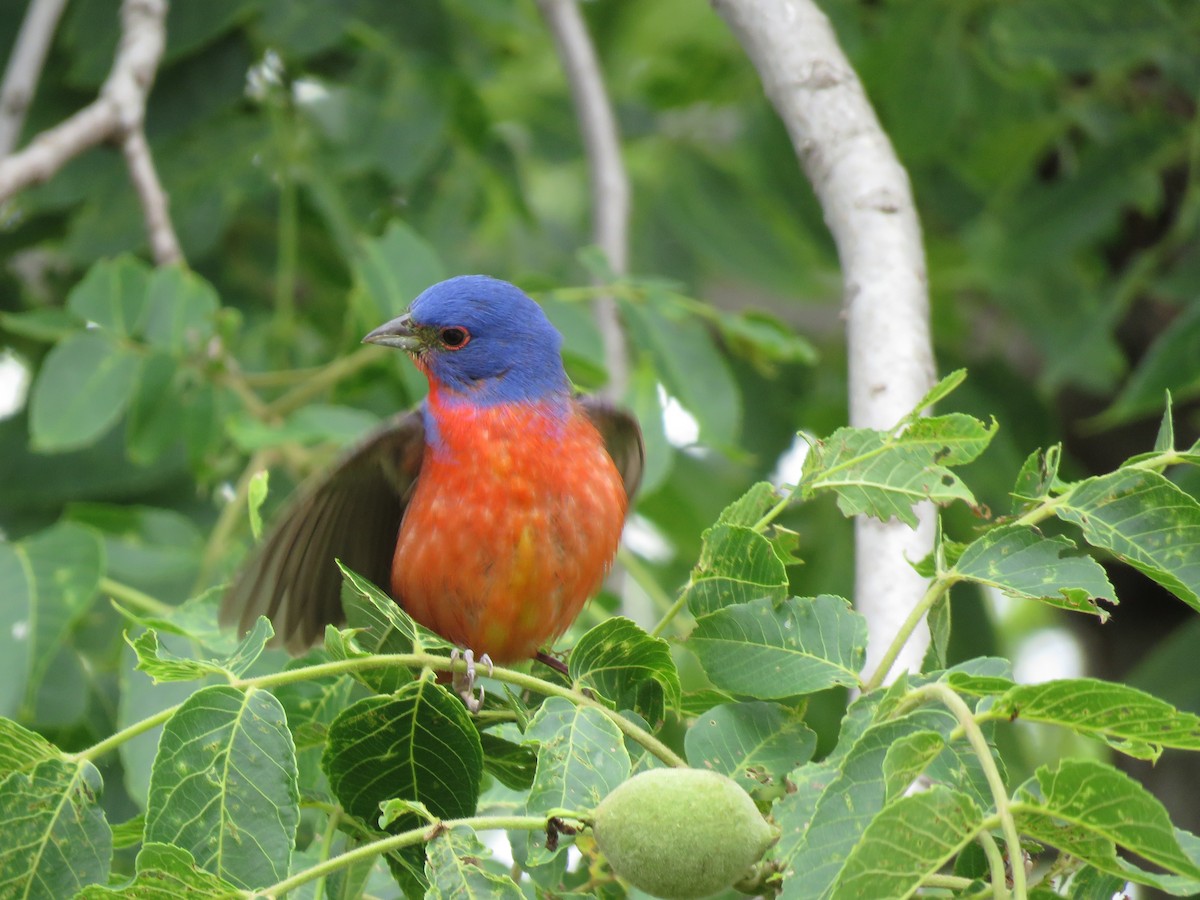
[0,0,182,265]
[536,0,631,399]
[0,0,69,157]
[712,0,936,680]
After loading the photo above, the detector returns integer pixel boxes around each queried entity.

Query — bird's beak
[363,313,422,351]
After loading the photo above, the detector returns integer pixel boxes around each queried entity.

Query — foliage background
[1,0,1199,893]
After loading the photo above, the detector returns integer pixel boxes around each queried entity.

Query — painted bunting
[222,275,643,683]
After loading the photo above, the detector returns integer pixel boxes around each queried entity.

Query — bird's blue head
[363,275,570,407]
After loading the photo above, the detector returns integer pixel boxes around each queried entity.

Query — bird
[221,275,643,702]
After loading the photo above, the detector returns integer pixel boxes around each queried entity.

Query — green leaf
[689,595,867,698]
[716,481,781,527]
[247,469,268,541]
[684,701,816,799]
[0,718,61,779]
[524,697,631,864]
[28,330,142,452]
[337,561,447,693]
[951,524,1118,619]
[1155,391,1176,453]
[805,416,995,527]
[479,731,537,791]
[569,617,680,724]
[0,522,103,719]
[622,294,742,445]
[1102,306,1200,425]
[829,787,983,900]
[1013,758,1200,894]
[126,352,185,464]
[771,760,839,869]
[1066,866,1134,900]
[773,709,959,900]
[141,265,219,353]
[356,220,446,320]
[65,255,151,336]
[77,842,242,898]
[1055,468,1200,612]
[952,675,1200,761]
[716,309,818,370]
[1011,445,1063,515]
[322,679,483,829]
[145,685,299,889]
[991,0,1180,75]
[129,616,273,683]
[0,308,83,342]
[906,369,968,419]
[684,524,789,616]
[425,825,523,899]
[0,758,111,898]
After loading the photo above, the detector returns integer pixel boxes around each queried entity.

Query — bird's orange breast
[391,395,628,662]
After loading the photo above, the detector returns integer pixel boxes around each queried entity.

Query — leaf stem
[233,652,688,768]
[909,683,1025,900]
[250,814,553,898]
[70,705,178,763]
[863,577,955,692]
[923,873,976,891]
[618,547,678,630]
[648,588,688,639]
[266,345,382,418]
[98,577,173,617]
[976,827,1009,900]
[310,806,341,900]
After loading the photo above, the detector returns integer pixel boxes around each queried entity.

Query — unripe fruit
[592,768,778,899]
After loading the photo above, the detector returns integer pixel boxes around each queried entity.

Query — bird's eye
[439,326,470,350]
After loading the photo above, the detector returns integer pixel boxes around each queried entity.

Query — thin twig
[0,0,182,265]
[713,0,937,680]
[0,0,69,156]
[536,0,630,400]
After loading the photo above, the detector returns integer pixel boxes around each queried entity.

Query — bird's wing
[579,396,645,502]
[220,410,426,653]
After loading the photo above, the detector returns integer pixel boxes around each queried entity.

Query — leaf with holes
[1055,469,1200,612]
[128,616,273,683]
[952,675,1200,761]
[1013,759,1200,895]
[144,686,298,889]
[425,826,523,899]
[951,524,1117,619]
[523,697,631,865]
[805,415,994,526]
[77,842,241,898]
[684,701,816,799]
[0,758,111,898]
[772,709,958,899]
[569,617,680,723]
[829,787,983,900]
[684,524,790,616]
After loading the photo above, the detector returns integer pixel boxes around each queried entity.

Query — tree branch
[0,0,182,266]
[536,0,631,399]
[712,0,936,679]
[0,0,69,157]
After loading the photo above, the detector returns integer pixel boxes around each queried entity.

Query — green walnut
[592,768,778,899]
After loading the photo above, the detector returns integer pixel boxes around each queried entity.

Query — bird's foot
[451,648,494,712]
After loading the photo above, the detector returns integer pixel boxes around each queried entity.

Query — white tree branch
[0,0,182,266]
[0,0,70,157]
[713,0,937,680]
[536,0,630,399]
